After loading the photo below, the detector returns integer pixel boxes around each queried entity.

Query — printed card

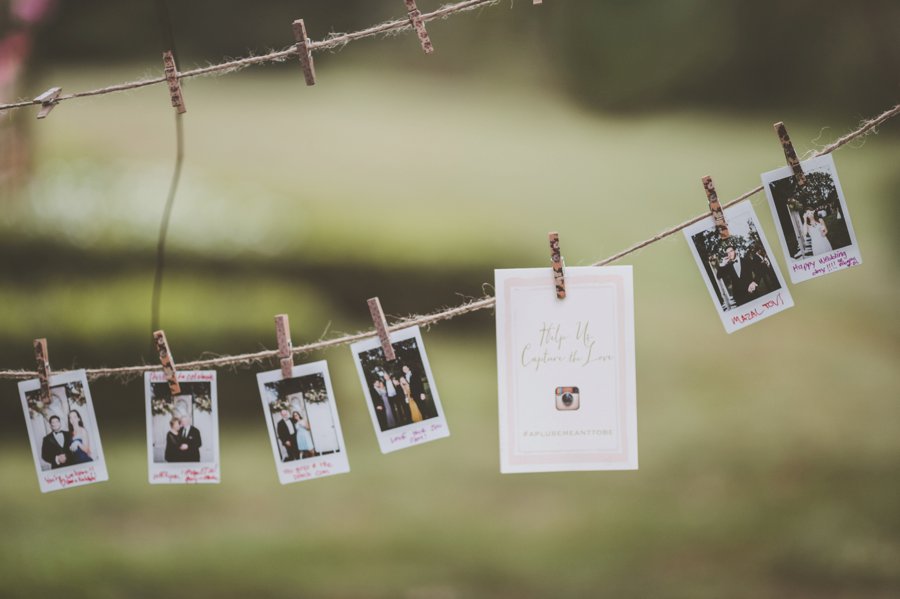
[761,154,861,283]
[19,369,109,493]
[495,265,638,473]
[684,201,794,333]
[144,370,221,484]
[257,361,350,485]
[351,325,449,453]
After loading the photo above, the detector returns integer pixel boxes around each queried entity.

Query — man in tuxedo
[381,371,409,426]
[173,415,202,462]
[716,246,765,307]
[372,380,394,430]
[276,408,300,461]
[402,364,434,419]
[41,415,72,469]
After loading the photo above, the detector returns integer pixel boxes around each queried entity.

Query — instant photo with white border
[761,154,861,283]
[256,361,350,485]
[18,369,109,493]
[144,370,221,484]
[495,265,638,473]
[351,325,449,454]
[684,201,794,333]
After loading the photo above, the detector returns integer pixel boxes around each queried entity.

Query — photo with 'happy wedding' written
[761,154,861,283]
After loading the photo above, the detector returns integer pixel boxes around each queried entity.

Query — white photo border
[256,360,351,485]
[350,325,450,454]
[761,154,862,283]
[144,370,221,485]
[683,201,794,333]
[18,369,109,493]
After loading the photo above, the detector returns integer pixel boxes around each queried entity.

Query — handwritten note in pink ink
[495,266,638,473]
[762,154,862,284]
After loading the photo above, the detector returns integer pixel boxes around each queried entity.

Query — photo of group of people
[684,203,794,333]
[18,370,108,492]
[144,371,220,484]
[351,325,449,453]
[257,361,350,484]
[762,154,861,283]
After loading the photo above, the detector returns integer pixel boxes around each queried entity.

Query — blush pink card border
[502,272,632,467]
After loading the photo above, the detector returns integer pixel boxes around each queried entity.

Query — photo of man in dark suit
[716,245,769,307]
[41,415,72,469]
[276,408,300,461]
[171,415,202,462]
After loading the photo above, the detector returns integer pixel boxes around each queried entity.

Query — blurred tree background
[1,1,899,598]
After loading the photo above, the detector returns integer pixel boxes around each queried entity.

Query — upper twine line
[1,102,897,383]
[0,0,500,113]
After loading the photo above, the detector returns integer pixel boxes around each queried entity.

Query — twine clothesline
[0,0,501,114]
[1,102,897,383]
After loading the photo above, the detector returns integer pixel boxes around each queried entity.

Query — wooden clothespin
[404,0,434,54]
[162,50,186,114]
[367,297,396,361]
[548,231,566,299]
[702,175,730,239]
[33,338,51,404]
[34,87,62,119]
[773,121,806,187]
[153,330,181,395]
[274,314,294,378]
[292,19,317,86]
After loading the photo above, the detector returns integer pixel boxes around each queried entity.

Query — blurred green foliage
[20,0,900,114]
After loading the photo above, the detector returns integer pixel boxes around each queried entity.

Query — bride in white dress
[803,210,832,256]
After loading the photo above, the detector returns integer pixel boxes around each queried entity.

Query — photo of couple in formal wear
[762,154,861,283]
[260,367,344,462]
[144,372,220,484]
[684,203,794,333]
[351,325,450,453]
[19,369,109,492]
[257,361,350,484]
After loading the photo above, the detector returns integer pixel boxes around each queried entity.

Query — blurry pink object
[0,32,31,88]
[12,0,57,24]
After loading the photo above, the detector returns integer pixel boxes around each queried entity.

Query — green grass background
[1,65,899,598]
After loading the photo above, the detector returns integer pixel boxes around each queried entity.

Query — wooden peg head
[404,0,434,54]
[292,19,317,86]
[162,51,187,114]
[774,121,806,187]
[275,314,294,378]
[702,175,730,240]
[33,338,51,403]
[548,231,566,299]
[367,297,396,361]
[153,330,181,395]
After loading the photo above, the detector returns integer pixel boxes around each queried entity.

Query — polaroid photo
[257,361,350,485]
[761,154,861,283]
[684,201,794,333]
[18,369,109,493]
[351,325,449,453]
[495,265,638,473]
[144,370,220,484]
